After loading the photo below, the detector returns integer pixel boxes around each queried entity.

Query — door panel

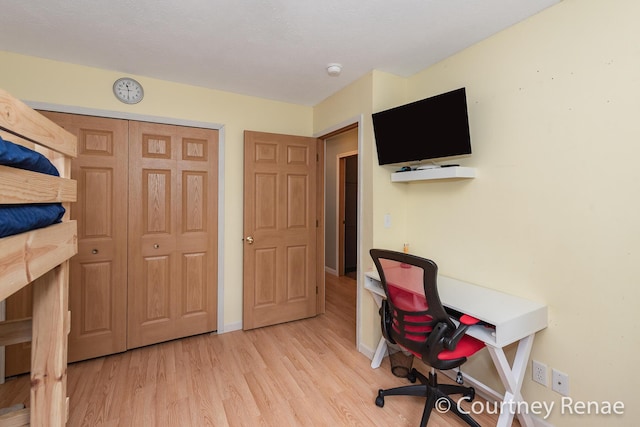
[41,112,129,363]
[243,131,318,330]
[128,121,218,349]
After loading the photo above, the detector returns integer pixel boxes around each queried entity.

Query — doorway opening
[322,123,359,346]
[323,126,358,279]
[339,153,358,279]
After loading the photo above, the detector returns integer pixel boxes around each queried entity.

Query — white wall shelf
[391,166,476,182]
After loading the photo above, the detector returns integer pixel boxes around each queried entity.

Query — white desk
[365,271,548,427]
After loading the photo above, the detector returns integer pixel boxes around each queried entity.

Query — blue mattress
[0,135,66,238]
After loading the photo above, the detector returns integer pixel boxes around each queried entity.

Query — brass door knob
[245,236,254,244]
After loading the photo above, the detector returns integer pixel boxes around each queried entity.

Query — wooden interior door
[344,155,358,275]
[127,121,218,349]
[41,112,129,363]
[5,112,129,374]
[243,131,318,330]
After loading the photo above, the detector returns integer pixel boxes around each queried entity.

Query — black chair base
[375,368,480,427]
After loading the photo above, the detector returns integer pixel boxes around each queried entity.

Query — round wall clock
[112,77,144,104]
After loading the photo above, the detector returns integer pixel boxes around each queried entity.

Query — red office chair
[370,249,486,427]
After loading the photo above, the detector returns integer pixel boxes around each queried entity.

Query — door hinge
[316,153,319,162]
[316,219,319,228]
[316,286,319,295]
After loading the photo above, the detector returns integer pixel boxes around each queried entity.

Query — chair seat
[400,334,484,361]
[438,335,484,360]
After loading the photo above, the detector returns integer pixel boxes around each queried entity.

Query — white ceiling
[0,0,560,106]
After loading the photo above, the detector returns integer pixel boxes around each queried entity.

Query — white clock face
[113,78,144,104]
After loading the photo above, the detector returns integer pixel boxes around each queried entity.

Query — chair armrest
[459,314,480,326]
[443,314,480,350]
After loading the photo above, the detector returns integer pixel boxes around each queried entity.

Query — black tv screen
[372,87,471,165]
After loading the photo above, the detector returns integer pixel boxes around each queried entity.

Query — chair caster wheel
[465,387,475,401]
[407,371,417,383]
[375,392,385,408]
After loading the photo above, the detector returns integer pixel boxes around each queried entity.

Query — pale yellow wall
[318,0,640,424]
[398,0,638,425]
[0,51,313,329]
[370,71,411,254]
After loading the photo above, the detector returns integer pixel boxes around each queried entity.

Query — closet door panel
[40,112,129,363]
[175,130,217,335]
[128,121,218,349]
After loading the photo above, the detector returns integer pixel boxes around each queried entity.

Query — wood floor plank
[0,273,510,426]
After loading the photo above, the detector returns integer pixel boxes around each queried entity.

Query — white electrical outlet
[552,369,570,396]
[532,360,548,386]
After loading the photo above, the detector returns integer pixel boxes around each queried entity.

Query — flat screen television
[372,87,471,166]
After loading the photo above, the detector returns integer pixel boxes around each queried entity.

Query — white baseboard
[218,321,242,334]
[358,342,376,362]
[324,266,338,276]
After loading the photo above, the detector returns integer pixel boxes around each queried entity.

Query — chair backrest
[370,249,459,369]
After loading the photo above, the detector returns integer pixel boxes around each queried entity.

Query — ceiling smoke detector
[327,63,342,76]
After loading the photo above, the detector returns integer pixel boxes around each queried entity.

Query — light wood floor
[1,274,505,426]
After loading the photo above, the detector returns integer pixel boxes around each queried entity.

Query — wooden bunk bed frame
[0,88,77,426]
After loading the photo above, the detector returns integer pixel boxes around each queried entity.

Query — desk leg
[367,284,387,369]
[371,337,387,369]
[487,334,535,427]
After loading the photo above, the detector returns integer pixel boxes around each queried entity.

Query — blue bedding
[0,134,59,176]
[0,135,66,238]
